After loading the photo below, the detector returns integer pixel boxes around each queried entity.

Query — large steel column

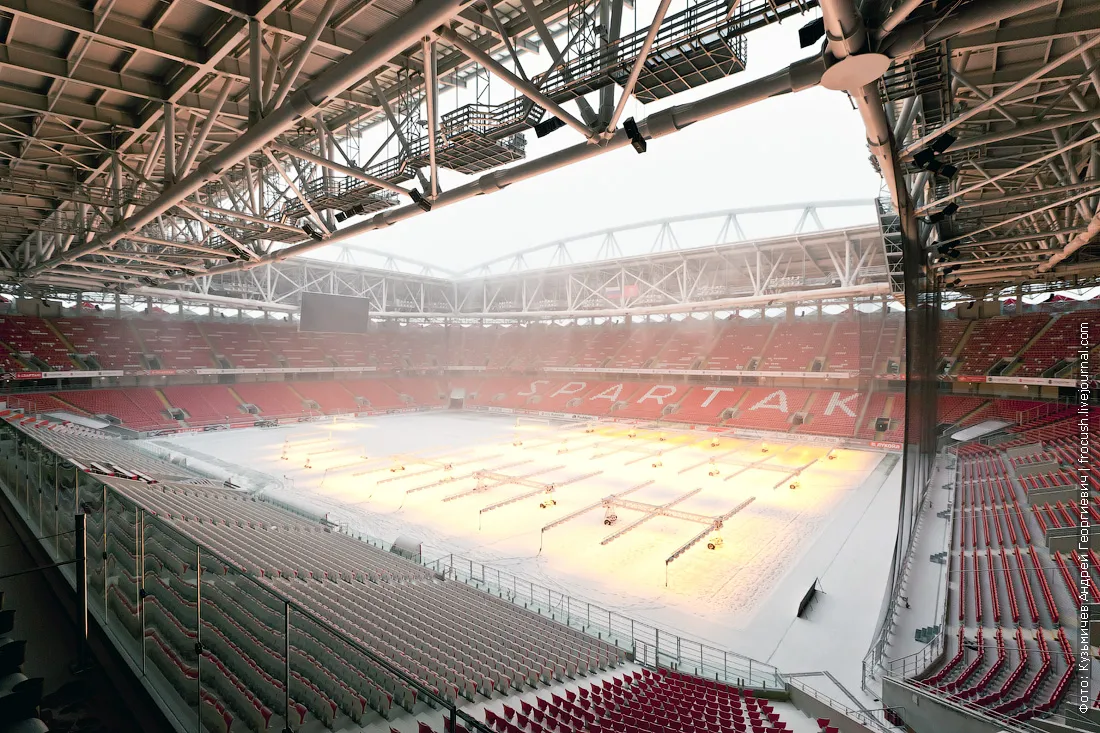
[27,0,466,277]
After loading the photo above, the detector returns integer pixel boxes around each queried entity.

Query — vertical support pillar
[54,453,59,553]
[249,19,263,124]
[75,512,88,669]
[102,484,109,619]
[138,509,146,674]
[285,601,291,730]
[163,104,176,185]
[195,544,202,728]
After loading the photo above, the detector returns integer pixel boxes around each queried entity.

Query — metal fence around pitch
[425,552,782,690]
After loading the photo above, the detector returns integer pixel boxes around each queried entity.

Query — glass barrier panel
[200,548,290,733]
[142,517,201,731]
[102,496,143,658]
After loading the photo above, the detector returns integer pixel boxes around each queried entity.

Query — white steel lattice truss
[0,0,1093,304]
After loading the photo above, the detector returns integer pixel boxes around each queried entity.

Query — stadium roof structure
[0,0,1095,304]
[112,200,889,318]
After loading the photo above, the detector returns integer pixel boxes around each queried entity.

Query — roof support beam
[269,142,411,198]
[25,0,468,278]
[438,26,591,139]
[269,0,339,112]
[174,54,827,279]
[902,32,1100,156]
[606,0,672,134]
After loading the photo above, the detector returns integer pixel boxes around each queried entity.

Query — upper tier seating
[938,319,969,368]
[705,321,773,370]
[0,308,1095,379]
[938,396,988,426]
[654,322,716,369]
[608,326,673,369]
[133,320,213,369]
[538,327,594,368]
[759,322,827,372]
[53,317,144,370]
[1014,311,1091,376]
[954,314,1049,375]
[200,322,280,368]
[256,325,329,368]
[0,315,73,370]
[825,321,865,372]
[574,328,631,369]
[316,332,372,367]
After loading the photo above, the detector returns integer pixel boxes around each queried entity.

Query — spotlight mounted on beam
[334,211,349,223]
[623,118,647,154]
[913,148,940,172]
[301,223,324,241]
[410,188,432,212]
[798,17,825,49]
[930,133,956,154]
[927,201,959,224]
[913,136,957,179]
[534,116,566,138]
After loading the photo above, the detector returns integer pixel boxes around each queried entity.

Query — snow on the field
[155,411,899,688]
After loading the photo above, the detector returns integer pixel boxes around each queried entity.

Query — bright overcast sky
[308,3,884,272]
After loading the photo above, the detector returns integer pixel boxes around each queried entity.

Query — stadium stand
[54,388,177,430]
[53,316,144,370]
[705,320,773,371]
[654,321,716,370]
[0,421,635,733]
[0,308,1094,384]
[256,325,330,368]
[132,320,215,370]
[953,314,1049,376]
[0,316,74,370]
[1014,310,1092,377]
[574,328,631,369]
[608,326,673,369]
[200,322,281,369]
[759,322,827,372]
[161,385,251,425]
[727,388,810,431]
[341,379,409,410]
[481,669,797,733]
[913,445,1080,722]
[287,381,359,413]
[232,382,307,419]
[665,386,745,425]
